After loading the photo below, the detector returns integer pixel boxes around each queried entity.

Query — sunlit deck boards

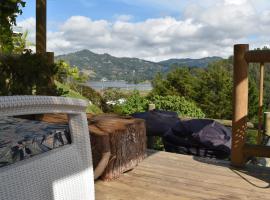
[95,150,270,200]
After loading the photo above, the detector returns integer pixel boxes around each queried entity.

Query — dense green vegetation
[149,95,205,118]
[110,90,205,118]
[151,58,261,121]
[0,0,25,53]
[0,50,60,95]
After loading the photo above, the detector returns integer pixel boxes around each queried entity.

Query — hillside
[159,56,222,68]
[55,50,223,82]
[56,50,163,83]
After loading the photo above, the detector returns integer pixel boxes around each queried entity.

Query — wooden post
[46,52,54,64]
[231,44,249,167]
[264,112,270,136]
[257,63,264,144]
[148,104,156,111]
[36,0,46,53]
[147,103,156,149]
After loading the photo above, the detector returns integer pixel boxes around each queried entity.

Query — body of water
[87,81,152,91]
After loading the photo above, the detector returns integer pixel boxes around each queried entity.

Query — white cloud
[114,14,133,22]
[17,0,270,61]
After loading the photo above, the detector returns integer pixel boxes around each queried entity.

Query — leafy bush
[102,88,128,102]
[0,50,61,95]
[102,88,128,112]
[77,84,104,107]
[55,60,88,84]
[113,90,148,115]
[149,95,205,118]
[114,91,204,118]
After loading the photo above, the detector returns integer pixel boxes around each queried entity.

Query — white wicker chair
[0,96,95,200]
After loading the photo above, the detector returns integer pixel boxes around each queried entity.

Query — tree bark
[89,114,147,181]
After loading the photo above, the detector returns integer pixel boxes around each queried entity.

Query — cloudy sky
[17,0,270,61]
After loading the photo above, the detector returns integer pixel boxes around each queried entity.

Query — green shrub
[0,50,61,95]
[113,90,148,115]
[102,88,128,112]
[113,92,204,118]
[102,88,128,102]
[149,95,205,118]
[75,84,104,107]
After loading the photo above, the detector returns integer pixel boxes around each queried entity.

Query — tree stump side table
[37,113,147,181]
[89,114,147,181]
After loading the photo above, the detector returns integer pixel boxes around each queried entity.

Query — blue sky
[19,0,190,22]
[18,0,270,61]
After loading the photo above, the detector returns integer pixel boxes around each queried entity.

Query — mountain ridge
[55,49,223,82]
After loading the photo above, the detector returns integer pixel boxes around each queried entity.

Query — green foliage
[151,58,260,121]
[248,78,259,121]
[0,50,61,95]
[101,88,128,112]
[113,91,204,118]
[113,90,148,115]
[77,84,104,107]
[12,31,31,54]
[55,60,88,84]
[151,67,201,100]
[0,0,26,53]
[55,81,102,114]
[102,88,127,102]
[149,95,205,118]
[151,72,177,96]
[153,137,164,151]
[195,60,233,119]
[246,129,258,145]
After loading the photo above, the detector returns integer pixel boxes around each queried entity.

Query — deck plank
[95,150,270,200]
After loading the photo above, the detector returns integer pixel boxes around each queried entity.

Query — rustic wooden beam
[231,44,249,167]
[46,52,54,64]
[257,63,264,144]
[245,50,270,63]
[243,144,270,157]
[36,0,46,53]
[264,112,270,136]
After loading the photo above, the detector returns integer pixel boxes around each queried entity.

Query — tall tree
[151,67,198,99]
[195,60,233,119]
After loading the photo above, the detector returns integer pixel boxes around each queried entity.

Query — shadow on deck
[95,150,270,200]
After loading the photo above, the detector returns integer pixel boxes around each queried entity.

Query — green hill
[158,57,222,68]
[56,50,163,83]
[55,50,223,82]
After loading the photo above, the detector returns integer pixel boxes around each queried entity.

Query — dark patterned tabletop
[0,117,70,168]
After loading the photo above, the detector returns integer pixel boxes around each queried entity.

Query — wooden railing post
[231,44,249,167]
[147,104,156,149]
[257,63,265,144]
[36,0,47,54]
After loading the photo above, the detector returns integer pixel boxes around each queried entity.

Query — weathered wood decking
[95,150,270,200]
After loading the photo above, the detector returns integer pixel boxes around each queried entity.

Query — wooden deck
[95,150,270,200]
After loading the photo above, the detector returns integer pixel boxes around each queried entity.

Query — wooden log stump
[89,114,147,181]
[38,113,147,181]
